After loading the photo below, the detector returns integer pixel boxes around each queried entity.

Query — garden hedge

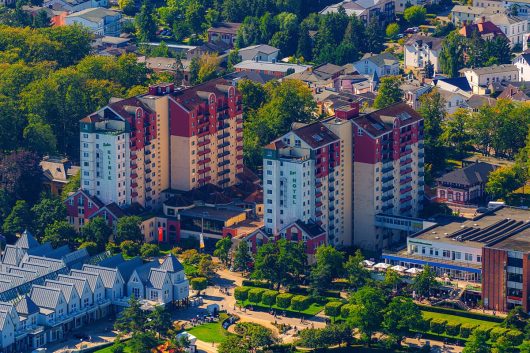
[234,286,250,301]
[325,301,344,317]
[489,327,509,342]
[242,279,270,289]
[291,295,311,312]
[341,304,358,318]
[506,330,524,346]
[460,323,477,338]
[445,321,461,336]
[276,293,294,309]
[430,318,447,334]
[261,290,279,306]
[418,304,503,323]
[248,288,266,303]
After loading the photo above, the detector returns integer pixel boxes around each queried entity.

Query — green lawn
[186,322,232,343]
[238,299,324,316]
[422,310,500,330]
[93,344,131,353]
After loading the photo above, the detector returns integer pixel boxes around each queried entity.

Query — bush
[248,288,266,303]
[445,321,461,336]
[110,342,125,353]
[419,304,503,323]
[325,301,344,317]
[234,287,250,301]
[291,295,311,312]
[261,290,279,306]
[490,327,509,342]
[120,240,140,257]
[506,330,524,346]
[341,304,358,318]
[140,243,160,258]
[242,279,270,289]
[276,293,294,309]
[78,241,98,255]
[190,277,207,292]
[460,323,478,338]
[430,318,447,334]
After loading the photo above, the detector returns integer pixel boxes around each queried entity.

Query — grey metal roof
[15,295,39,316]
[160,254,184,273]
[98,254,126,268]
[0,310,9,329]
[8,267,39,282]
[24,255,65,270]
[62,248,90,269]
[148,268,168,289]
[46,245,71,259]
[56,275,90,298]
[133,261,159,284]
[70,270,101,292]
[28,243,54,257]
[1,245,25,266]
[30,285,62,310]
[437,162,497,186]
[15,230,40,250]
[21,263,53,276]
[45,280,78,303]
[0,272,25,288]
[0,302,15,319]
[82,265,118,289]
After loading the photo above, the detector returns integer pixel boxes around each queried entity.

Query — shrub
[418,304,503,323]
[291,295,311,312]
[430,318,447,334]
[242,279,270,288]
[190,277,207,293]
[340,304,358,318]
[78,241,98,255]
[234,287,250,301]
[248,288,266,303]
[140,243,160,258]
[120,240,140,257]
[261,290,279,306]
[445,321,461,336]
[506,330,524,346]
[276,293,294,309]
[110,342,125,353]
[460,323,478,338]
[489,327,508,342]
[325,301,344,317]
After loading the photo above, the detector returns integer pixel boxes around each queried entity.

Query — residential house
[21,5,67,26]
[42,0,108,13]
[451,5,498,25]
[140,56,192,85]
[40,156,80,197]
[459,19,506,40]
[81,265,125,302]
[502,0,530,20]
[352,52,400,79]
[320,0,395,25]
[513,52,530,81]
[436,162,497,204]
[486,13,527,47]
[498,81,530,100]
[238,44,280,62]
[207,22,241,48]
[404,35,443,74]
[65,7,121,36]
[234,60,311,78]
[461,64,519,94]
[286,63,346,90]
[437,88,470,114]
[401,80,433,109]
[466,94,497,111]
[472,0,505,12]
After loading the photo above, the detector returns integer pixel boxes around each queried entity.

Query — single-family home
[404,35,443,74]
[81,265,125,302]
[497,82,530,101]
[459,19,506,40]
[352,52,400,78]
[207,22,241,48]
[502,0,530,20]
[401,81,433,109]
[513,52,530,81]
[65,7,121,36]
[238,44,280,62]
[287,63,346,90]
[40,156,80,197]
[451,5,497,25]
[233,60,311,78]
[461,64,519,94]
[320,0,395,25]
[486,13,526,47]
[466,94,496,111]
[472,0,505,12]
[42,0,108,13]
[437,88,470,114]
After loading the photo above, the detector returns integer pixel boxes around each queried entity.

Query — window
[465,253,473,261]
[132,288,140,298]
[358,128,364,136]
[442,250,450,258]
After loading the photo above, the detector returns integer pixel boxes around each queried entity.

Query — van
[487,201,505,209]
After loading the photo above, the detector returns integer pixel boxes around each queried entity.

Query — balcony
[198,148,211,156]
[315,191,323,198]
[400,158,413,166]
[236,136,243,142]
[218,141,230,149]
[131,173,138,179]
[400,205,412,213]
[382,194,394,202]
[218,150,230,158]
[382,204,394,212]
[198,129,210,138]
[218,177,230,185]
[218,123,230,130]
[315,211,323,217]
[198,139,210,147]
[198,167,211,174]
[382,175,394,183]
[146,187,152,192]
[198,176,212,184]
[218,169,230,177]
[218,160,230,167]
[382,185,393,193]
[382,165,393,174]
[131,192,138,197]
[131,163,137,169]
[400,149,412,157]
[236,127,243,133]
[131,182,138,187]
[236,163,244,169]
[198,158,211,165]
[131,154,138,160]
[400,177,412,184]
[400,186,413,194]
[400,195,413,203]
[315,182,322,189]
[236,118,243,124]
[400,168,412,175]
[236,145,243,151]
[236,154,243,160]
[315,201,323,208]
[217,132,230,140]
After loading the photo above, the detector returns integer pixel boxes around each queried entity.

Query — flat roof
[412,206,530,249]
[179,206,245,222]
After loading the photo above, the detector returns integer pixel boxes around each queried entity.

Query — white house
[56,274,94,310]
[238,44,280,62]
[404,35,443,73]
[320,0,395,24]
[42,0,108,13]
[461,64,519,94]
[65,7,121,36]
[486,13,527,47]
[451,5,497,25]
[472,0,505,12]
[44,280,81,316]
[513,52,530,81]
[502,0,530,20]
[81,265,125,302]
[352,52,400,79]
[438,89,470,114]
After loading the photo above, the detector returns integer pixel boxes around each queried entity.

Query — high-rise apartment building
[352,102,424,251]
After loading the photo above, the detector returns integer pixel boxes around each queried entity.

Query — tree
[383,296,422,345]
[463,330,491,353]
[185,0,205,34]
[31,196,66,238]
[364,18,385,53]
[386,23,400,40]
[140,243,160,258]
[419,90,446,172]
[443,108,471,159]
[520,341,530,353]
[373,76,403,109]
[214,236,233,266]
[42,220,76,247]
[197,54,220,83]
[404,5,426,26]
[146,306,172,338]
[234,322,278,350]
[79,241,98,255]
[135,1,156,42]
[297,25,312,60]
[486,165,526,200]
[237,79,268,114]
[128,331,158,353]
[344,250,370,289]
[3,200,32,241]
[424,60,434,79]
[191,277,208,295]
[383,269,402,293]
[226,49,241,72]
[439,31,465,78]
[115,296,145,333]
[81,217,112,250]
[23,118,57,156]
[0,150,42,203]
[349,286,386,340]
[118,0,136,16]
[115,216,143,243]
[503,306,528,330]
[198,256,216,279]
[218,335,248,353]
[61,170,79,200]
[310,245,344,294]
[233,240,252,272]
[188,57,200,85]
[412,265,438,297]
[120,240,140,257]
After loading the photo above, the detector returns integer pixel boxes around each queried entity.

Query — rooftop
[234,60,311,74]
[179,206,246,222]
[207,22,241,35]
[352,102,423,137]
[405,35,443,51]
[436,162,497,186]
[66,7,120,22]
[462,64,518,75]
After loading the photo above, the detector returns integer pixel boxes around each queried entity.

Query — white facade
[352,53,400,79]
[65,8,121,36]
[403,36,442,73]
[486,13,527,47]
[513,53,530,81]
[42,0,108,12]
[463,64,519,94]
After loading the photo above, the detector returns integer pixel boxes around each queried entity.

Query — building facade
[462,64,519,94]
[404,35,443,74]
[65,8,121,36]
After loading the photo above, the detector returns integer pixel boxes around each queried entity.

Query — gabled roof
[358,52,399,67]
[66,7,120,22]
[1,245,25,266]
[405,34,443,51]
[15,230,39,250]
[294,220,326,238]
[30,285,63,310]
[131,261,159,284]
[148,268,169,289]
[207,22,241,35]
[45,280,78,303]
[437,162,497,186]
[70,269,101,292]
[82,264,120,289]
[459,21,505,38]
[353,102,423,137]
[99,255,143,283]
[238,44,279,55]
[27,243,54,257]
[56,275,90,297]
[0,311,11,330]
[15,295,39,316]
[291,122,340,149]
[160,254,184,273]
[170,77,240,111]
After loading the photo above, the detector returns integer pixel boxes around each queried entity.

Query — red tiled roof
[170,77,238,111]
[292,122,339,149]
[207,22,241,35]
[353,102,423,137]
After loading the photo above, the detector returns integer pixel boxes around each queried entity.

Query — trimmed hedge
[242,279,270,289]
[506,330,524,346]
[234,287,250,301]
[248,288,266,303]
[418,304,503,323]
[460,323,478,338]
[276,293,294,309]
[430,318,447,334]
[325,301,344,317]
[261,290,279,306]
[291,295,311,312]
[489,327,509,342]
[445,321,461,336]
[341,304,358,318]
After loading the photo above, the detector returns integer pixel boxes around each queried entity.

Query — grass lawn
[93,344,131,353]
[186,322,232,343]
[238,299,324,316]
[421,310,500,330]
